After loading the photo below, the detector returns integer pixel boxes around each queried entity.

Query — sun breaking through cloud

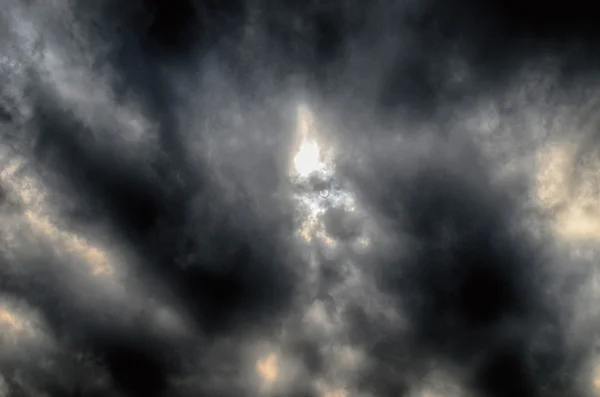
[3,0,600,396]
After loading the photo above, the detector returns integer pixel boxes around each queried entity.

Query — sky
[1,0,600,396]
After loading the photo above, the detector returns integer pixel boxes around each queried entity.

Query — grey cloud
[1,0,600,397]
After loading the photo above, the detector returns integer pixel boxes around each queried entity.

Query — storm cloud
[1,0,600,396]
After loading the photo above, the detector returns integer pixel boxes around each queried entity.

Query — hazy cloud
[2,1,600,396]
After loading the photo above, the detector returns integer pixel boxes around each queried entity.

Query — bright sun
[294,138,321,177]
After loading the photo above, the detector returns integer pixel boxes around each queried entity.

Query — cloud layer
[2,1,600,396]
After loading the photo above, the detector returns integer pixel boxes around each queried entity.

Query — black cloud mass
[2,1,600,397]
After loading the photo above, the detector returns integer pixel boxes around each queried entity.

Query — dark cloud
[340,147,574,395]
[1,0,600,396]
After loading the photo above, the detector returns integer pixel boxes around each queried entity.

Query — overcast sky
[2,1,600,396]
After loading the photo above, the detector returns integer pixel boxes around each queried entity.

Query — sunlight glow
[294,139,322,177]
[291,103,328,179]
[592,362,600,391]
[0,157,115,277]
[535,142,600,241]
[0,307,26,332]
[0,155,190,340]
[24,210,114,276]
[289,103,371,254]
[535,143,573,210]
[322,388,348,397]
[0,304,36,339]
[256,353,279,383]
[315,379,351,397]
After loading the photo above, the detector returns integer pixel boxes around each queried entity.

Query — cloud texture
[2,1,600,396]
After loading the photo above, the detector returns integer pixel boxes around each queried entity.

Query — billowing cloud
[2,0,600,396]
